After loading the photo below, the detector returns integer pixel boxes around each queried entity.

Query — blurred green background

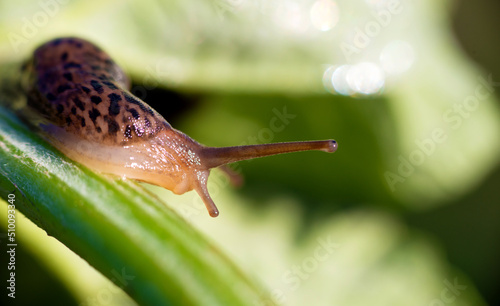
[1,0,499,305]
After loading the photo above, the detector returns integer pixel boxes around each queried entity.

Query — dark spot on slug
[57,84,72,93]
[61,52,68,61]
[90,80,103,94]
[73,98,85,111]
[46,93,56,101]
[91,96,102,105]
[108,93,121,116]
[124,93,154,116]
[41,71,58,84]
[123,93,135,103]
[52,38,63,46]
[71,107,76,115]
[96,126,102,133]
[56,104,64,114]
[108,93,122,103]
[124,125,133,139]
[63,62,82,69]
[129,108,139,120]
[63,73,73,81]
[107,118,120,135]
[89,108,101,123]
[81,117,86,127]
[102,81,118,90]
[81,86,90,93]
[65,117,72,125]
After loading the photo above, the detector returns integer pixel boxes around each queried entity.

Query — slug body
[19,37,338,217]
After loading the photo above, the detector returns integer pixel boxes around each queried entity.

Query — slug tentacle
[19,37,338,217]
[193,170,220,218]
[199,140,338,169]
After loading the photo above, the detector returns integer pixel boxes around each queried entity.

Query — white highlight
[380,40,415,75]
[310,0,340,31]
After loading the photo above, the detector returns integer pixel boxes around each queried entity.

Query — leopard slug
[17,37,338,217]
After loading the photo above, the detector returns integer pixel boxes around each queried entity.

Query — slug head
[133,128,338,217]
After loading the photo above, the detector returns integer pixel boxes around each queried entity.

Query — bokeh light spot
[331,65,355,96]
[380,40,415,75]
[346,62,385,95]
[274,1,308,33]
[310,0,340,31]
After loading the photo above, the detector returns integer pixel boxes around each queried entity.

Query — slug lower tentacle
[16,37,338,217]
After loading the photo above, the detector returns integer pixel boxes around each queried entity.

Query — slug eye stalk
[200,140,338,169]
[195,140,338,217]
